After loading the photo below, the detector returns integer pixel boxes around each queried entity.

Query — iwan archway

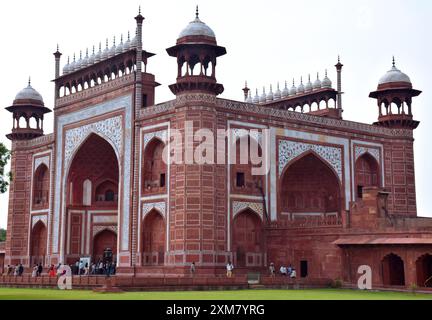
[64,133,120,264]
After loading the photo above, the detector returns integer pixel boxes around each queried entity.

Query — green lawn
[0,288,430,300]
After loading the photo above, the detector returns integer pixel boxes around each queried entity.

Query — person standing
[226,261,234,278]
[31,264,38,277]
[290,268,297,279]
[269,263,275,277]
[37,263,43,276]
[18,264,24,276]
[190,262,196,277]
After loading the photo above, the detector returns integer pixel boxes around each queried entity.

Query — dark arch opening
[93,229,117,263]
[142,210,165,266]
[355,153,379,199]
[382,253,405,286]
[416,254,432,287]
[280,152,341,217]
[33,164,49,209]
[30,221,47,266]
[143,138,166,194]
[232,209,263,267]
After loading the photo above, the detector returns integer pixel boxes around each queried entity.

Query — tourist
[48,264,56,277]
[32,264,38,277]
[84,262,89,275]
[37,263,43,276]
[226,261,234,278]
[279,265,287,276]
[269,263,275,277]
[6,265,11,276]
[190,262,196,277]
[98,260,104,275]
[18,264,24,276]
[78,260,84,275]
[75,260,80,275]
[290,268,297,279]
[287,264,293,276]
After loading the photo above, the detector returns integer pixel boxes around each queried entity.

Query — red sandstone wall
[384,139,417,217]
[168,105,229,267]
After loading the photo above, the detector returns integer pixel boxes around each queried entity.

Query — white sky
[0,0,431,228]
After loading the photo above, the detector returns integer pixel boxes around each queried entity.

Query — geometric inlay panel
[143,130,167,150]
[32,214,48,228]
[278,139,342,181]
[142,201,166,220]
[355,146,380,163]
[64,115,123,170]
[232,201,263,221]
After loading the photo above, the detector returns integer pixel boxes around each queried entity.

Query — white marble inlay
[142,202,166,219]
[278,140,342,181]
[232,201,264,221]
[34,156,50,172]
[64,115,122,170]
[32,215,47,228]
[93,216,118,224]
[143,130,167,150]
[355,146,380,163]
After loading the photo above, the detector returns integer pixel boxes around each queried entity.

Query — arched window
[355,153,379,199]
[33,164,49,209]
[143,138,167,194]
[382,253,405,286]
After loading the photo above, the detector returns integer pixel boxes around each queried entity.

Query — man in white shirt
[290,268,297,279]
[280,265,287,276]
[226,261,234,278]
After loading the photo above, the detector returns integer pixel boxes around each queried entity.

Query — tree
[0,142,11,193]
[0,229,5,242]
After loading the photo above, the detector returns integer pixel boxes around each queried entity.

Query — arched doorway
[30,221,47,266]
[232,209,263,267]
[93,229,117,263]
[382,253,405,286]
[66,134,119,263]
[280,153,341,217]
[355,153,379,199]
[33,164,49,210]
[142,210,165,265]
[416,254,432,287]
[143,138,167,194]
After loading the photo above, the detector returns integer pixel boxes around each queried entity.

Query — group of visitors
[269,262,296,278]
[4,260,116,277]
[5,264,24,276]
[31,263,44,277]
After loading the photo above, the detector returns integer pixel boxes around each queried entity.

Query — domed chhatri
[6,78,51,140]
[378,57,412,89]
[177,6,216,44]
[166,6,226,96]
[13,78,45,107]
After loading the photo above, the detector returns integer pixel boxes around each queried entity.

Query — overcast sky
[0,0,431,228]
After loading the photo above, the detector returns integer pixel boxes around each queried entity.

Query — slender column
[335,56,343,110]
[53,45,62,99]
[130,7,145,267]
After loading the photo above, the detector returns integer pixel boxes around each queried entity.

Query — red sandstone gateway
[1,7,432,291]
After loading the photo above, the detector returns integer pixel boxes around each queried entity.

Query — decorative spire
[196,5,199,19]
[113,36,116,46]
[92,45,95,54]
[392,56,396,68]
[106,38,109,49]
[139,5,141,15]
[28,76,31,86]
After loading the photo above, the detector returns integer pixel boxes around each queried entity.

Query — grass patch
[0,288,430,300]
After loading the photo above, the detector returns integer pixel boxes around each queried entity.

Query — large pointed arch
[64,133,120,264]
[280,151,342,217]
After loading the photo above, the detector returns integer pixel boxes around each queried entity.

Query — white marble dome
[178,10,216,40]
[14,81,44,104]
[378,65,411,86]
